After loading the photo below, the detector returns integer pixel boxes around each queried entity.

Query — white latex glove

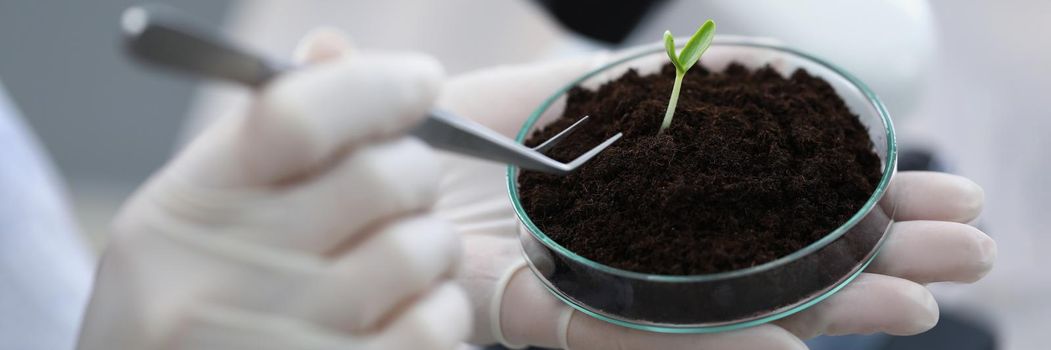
[435,54,997,349]
[77,30,470,350]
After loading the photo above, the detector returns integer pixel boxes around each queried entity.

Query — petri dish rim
[506,37,897,284]
[525,244,883,333]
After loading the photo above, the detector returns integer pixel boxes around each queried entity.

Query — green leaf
[663,30,683,72]
[676,20,716,73]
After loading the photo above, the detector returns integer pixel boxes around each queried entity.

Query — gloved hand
[77,30,470,350]
[434,52,997,349]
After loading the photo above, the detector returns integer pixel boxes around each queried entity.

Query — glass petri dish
[506,37,898,333]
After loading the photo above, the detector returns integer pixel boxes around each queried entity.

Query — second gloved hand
[434,50,996,349]
[77,31,470,350]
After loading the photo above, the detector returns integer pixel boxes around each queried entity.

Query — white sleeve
[0,81,95,350]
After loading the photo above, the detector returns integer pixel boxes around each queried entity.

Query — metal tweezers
[121,5,621,174]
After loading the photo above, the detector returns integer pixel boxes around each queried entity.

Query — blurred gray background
[0,1,229,186]
[0,0,232,249]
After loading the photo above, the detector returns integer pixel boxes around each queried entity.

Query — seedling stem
[659,20,715,134]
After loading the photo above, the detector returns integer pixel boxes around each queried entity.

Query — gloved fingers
[114,213,458,336]
[497,265,566,348]
[882,171,984,223]
[869,220,996,284]
[293,27,353,64]
[434,153,520,234]
[438,54,610,138]
[566,314,807,350]
[366,282,472,350]
[172,283,469,350]
[231,137,440,253]
[455,234,529,345]
[171,304,360,350]
[775,273,939,339]
[170,50,444,188]
[282,215,461,332]
[498,267,806,350]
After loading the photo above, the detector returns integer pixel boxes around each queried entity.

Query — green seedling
[659,20,716,134]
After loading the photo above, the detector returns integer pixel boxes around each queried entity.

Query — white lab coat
[0,81,93,350]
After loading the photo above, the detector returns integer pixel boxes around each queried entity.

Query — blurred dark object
[532,0,668,44]
[883,310,997,349]
[898,148,947,172]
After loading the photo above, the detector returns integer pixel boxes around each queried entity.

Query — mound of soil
[518,62,881,275]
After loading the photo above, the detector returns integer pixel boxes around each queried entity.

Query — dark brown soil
[518,63,881,275]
